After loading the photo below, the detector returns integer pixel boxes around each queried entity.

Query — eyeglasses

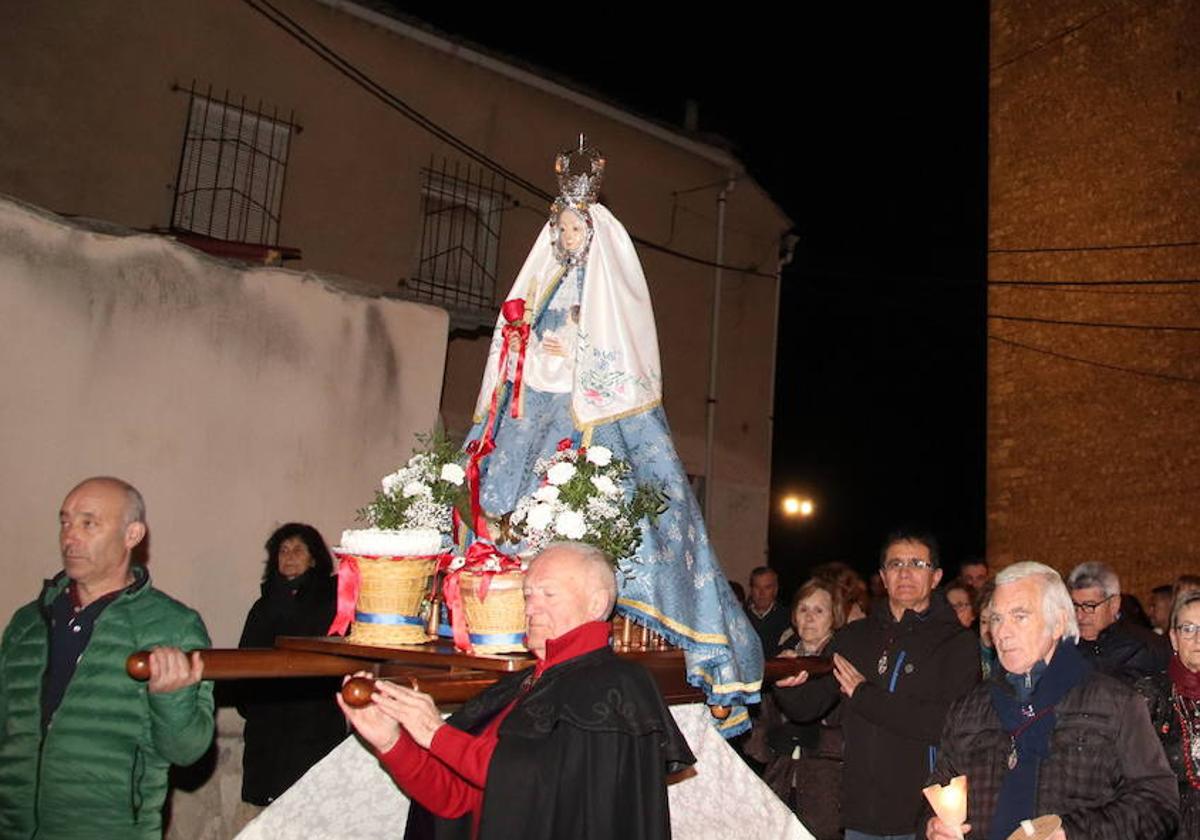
[1072,594,1115,614]
[882,558,934,572]
[1176,623,1200,637]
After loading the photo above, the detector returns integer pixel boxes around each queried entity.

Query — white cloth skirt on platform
[236,704,813,840]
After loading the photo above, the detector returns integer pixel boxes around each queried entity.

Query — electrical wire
[989,312,1200,333]
[989,5,1117,72]
[989,240,1200,255]
[988,333,1200,386]
[790,283,1200,387]
[991,277,1200,287]
[241,0,776,279]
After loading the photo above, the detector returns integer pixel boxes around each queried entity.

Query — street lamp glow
[781,496,815,518]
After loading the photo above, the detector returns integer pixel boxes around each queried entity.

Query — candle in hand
[923,775,968,837]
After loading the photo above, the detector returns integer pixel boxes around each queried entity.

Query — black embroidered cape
[405,646,695,840]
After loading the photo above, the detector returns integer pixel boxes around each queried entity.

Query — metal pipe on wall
[702,176,737,522]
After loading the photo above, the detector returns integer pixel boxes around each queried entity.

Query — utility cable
[989,312,1200,333]
[990,239,1200,255]
[241,0,775,278]
[790,284,1200,387]
[991,277,1200,287]
[988,334,1200,386]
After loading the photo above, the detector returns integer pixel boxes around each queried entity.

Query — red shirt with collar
[377,620,612,832]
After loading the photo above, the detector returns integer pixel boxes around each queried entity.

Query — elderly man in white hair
[339,541,695,840]
[926,561,1177,840]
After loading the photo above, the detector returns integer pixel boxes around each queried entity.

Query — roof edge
[315,0,745,172]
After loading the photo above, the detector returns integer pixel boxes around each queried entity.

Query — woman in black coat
[237,523,346,806]
[1138,590,1200,839]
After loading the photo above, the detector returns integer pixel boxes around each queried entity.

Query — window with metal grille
[171,85,296,246]
[401,158,508,323]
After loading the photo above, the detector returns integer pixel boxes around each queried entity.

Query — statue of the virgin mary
[461,139,762,734]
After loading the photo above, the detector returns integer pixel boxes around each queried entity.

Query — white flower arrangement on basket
[509,438,667,567]
[357,431,467,535]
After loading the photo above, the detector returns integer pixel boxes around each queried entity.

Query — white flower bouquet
[509,438,666,566]
[357,431,467,535]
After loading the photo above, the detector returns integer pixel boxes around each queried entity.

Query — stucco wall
[0,196,447,645]
[987,0,1200,600]
[0,0,788,587]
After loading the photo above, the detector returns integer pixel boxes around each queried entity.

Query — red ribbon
[500,298,531,420]
[329,552,453,636]
[441,568,472,653]
[464,299,530,540]
[464,439,495,539]
[440,543,524,654]
[328,555,361,636]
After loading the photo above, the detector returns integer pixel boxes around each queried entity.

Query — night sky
[397,5,991,593]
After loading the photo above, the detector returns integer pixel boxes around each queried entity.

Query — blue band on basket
[355,612,425,626]
[468,631,527,645]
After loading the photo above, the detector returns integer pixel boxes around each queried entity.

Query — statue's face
[556,209,586,253]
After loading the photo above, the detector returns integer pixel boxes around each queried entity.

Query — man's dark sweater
[775,595,980,835]
[746,602,791,658]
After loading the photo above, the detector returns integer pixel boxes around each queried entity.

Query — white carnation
[590,475,619,496]
[527,502,556,530]
[534,484,560,503]
[382,471,404,494]
[546,462,577,486]
[554,509,587,540]
[448,555,466,571]
[440,463,465,486]
[586,446,613,466]
[402,481,431,498]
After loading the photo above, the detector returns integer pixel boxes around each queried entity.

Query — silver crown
[555,134,606,206]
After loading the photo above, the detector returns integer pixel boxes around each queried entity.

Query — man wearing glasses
[1068,561,1168,683]
[775,529,980,840]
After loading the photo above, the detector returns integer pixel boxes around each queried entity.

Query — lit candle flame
[922,775,967,838]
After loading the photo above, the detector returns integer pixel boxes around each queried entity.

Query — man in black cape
[338,541,695,840]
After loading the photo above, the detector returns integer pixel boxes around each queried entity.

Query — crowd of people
[0,477,692,840]
[3,476,1199,839]
[737,531,1199,840]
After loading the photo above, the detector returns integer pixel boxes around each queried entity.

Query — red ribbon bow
[329,555,361,636]
[464,299,530,540]
[440,542,524,654]
[500,299,531,421]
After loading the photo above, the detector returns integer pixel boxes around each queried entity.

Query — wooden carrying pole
[126,647,832,709]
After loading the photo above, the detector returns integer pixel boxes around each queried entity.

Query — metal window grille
[171,84,296,246]
[401,157,508,321]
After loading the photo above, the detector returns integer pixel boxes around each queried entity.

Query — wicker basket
[459,570,527,653]
[345,554,438,646]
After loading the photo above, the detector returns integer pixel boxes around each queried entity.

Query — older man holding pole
[925,561,1178,840]
[338,541,695,840]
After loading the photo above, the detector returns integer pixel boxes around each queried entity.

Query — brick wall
[987,0,1200,603]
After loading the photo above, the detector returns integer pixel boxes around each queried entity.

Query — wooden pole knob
[708,704,731,720]
[341,676,376,708]
[126,651,152,681]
